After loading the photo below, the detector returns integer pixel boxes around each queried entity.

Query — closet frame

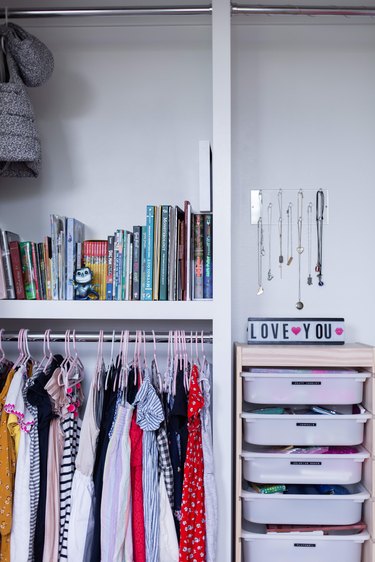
[235,343,375,562]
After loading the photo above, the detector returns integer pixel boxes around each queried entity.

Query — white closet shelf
[0,300,214,320]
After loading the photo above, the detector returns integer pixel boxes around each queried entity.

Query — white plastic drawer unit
[242,405,371,446]
[242,368,370,405]
[241,445,369,485]
[242,524,369,562]
[241,484,369,525]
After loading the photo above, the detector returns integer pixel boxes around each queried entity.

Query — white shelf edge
[0,300,214,320]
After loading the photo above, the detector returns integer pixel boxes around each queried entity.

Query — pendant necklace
[315,189,324,286]
[278,189,284,278]
[267,203,274,281]
[307,202,313,285]
[257,191,265,295]
[286,203,293,266]
[296,189,304,310]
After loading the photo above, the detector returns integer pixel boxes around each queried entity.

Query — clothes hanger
[151,330,163,394]
[95,329,105,391]
[163,330,172,395]
[65,329,84,394]
[172,330,179,397]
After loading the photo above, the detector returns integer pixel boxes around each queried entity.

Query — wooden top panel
[235,343,374,368]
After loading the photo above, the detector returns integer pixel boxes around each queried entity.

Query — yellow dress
[0,368,17,562]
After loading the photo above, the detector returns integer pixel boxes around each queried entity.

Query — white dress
[5,365,34,562]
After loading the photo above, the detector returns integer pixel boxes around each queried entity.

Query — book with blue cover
[143,205,155,301]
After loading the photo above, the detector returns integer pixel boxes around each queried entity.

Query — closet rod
[232,4,375,17]
[2,331,213,344]
[0,6,212,19]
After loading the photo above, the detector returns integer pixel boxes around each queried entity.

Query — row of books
[0,202,213,301]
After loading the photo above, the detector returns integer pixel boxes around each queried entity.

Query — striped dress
[58,413,81,560]
[134,370,164,562]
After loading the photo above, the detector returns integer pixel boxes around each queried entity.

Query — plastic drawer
[242,406,371,446]
[241,445,369,485]
[241,484,369,525]
[242,370,370,405]
[242,524,369,562]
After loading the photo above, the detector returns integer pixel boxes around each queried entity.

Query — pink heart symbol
[335,328,344,336]
[291,327,301,335]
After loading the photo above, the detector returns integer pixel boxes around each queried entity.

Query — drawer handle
[291,381,322,386]
[294,544,316,548]
[290,461,322,466]
[296,422,317,427]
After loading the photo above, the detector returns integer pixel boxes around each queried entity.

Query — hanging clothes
[0,366,17,562]
[130,410,146,562]
[4,364,33,562]
[67,366,103,562]
[101,402,134,562]
[159,472,179,562]
[27,356,62,562]
[87,366,118,562]
[134,369,164,562]
[179,364,206,562]
[166,366,188,538]
[43,367,65,562]
[200,363,217,562]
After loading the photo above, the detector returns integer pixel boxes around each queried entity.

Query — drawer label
[291,381,321,385]
[294,544,316,548]
[296,422,317,427]
[290,461,322,466]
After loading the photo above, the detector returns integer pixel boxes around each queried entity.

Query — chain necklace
[296,189,304,310]
[315,190,325,286]
[307,202,313,285]
[267,203,274,281]
[278,189,284,278]
[286,203,293,266]
[257,191,265,295]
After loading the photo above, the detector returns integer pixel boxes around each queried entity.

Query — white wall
[232,24,375,346]
[1,23,212,239]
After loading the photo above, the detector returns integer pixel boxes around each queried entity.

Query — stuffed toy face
[74,267,92,284]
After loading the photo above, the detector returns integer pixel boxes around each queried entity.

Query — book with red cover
[9,241,25,299]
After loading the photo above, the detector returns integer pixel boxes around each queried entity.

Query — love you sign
[247,318,345,345]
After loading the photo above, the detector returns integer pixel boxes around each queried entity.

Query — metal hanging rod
[1,331,213,344]
[232,4,375,17]
[0,6,212,19]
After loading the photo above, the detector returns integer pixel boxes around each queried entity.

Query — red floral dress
[179,364,206,561]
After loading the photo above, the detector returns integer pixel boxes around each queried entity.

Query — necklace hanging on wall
[296,189,304,310]
[267,203,274,281]
[286,202,293,266]
[307,202,313,285]
[315,189,325,286]
[257,191,265,295]
[278,189,284,278]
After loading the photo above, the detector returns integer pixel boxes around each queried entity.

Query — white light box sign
[247,317,345,345]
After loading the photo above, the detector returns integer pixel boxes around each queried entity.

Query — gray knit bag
[0,50,41,177]
[4,23,54,87]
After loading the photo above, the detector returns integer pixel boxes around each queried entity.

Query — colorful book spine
[159,205,170,301]
[66,217,85,300]
[193,214,204,299]
[0,257,6,299]
[125,232,133,301]
[100,240,108,300]
[106,235,115,300]
[20,242,37,300]
[132,226,141,300]
[153,206,161,301]
[9,241,25,300]
[167,207,175,301]
[121,232,129,301]
[177,214,185,301]
[203,213,213,298]
[143,205,154,301]
[140,226,147,301]
[31,242,41,300]
[38,242,46,300]
[43,236,52,300]
[184,200,192,301]
[114,230,124,300]
[0,230,19,299]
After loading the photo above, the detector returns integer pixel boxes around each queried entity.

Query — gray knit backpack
[0,23,54,177]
